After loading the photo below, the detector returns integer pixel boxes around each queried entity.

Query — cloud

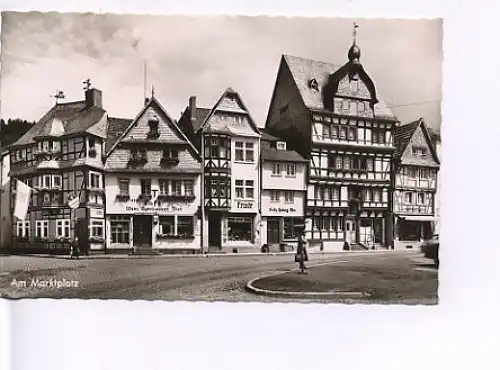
[0,12,442,129]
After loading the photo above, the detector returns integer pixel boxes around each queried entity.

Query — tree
[0,118,35,147]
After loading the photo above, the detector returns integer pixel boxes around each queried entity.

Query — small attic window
[308,78,319,91]
[276,141,287,151]
[148,118,159,138]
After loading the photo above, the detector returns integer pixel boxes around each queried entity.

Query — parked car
[420,234,439,266]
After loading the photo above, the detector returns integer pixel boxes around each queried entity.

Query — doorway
[267,218,280,245]
[133,215,152,247]
[208,213,222,248]
[345,219,357,243]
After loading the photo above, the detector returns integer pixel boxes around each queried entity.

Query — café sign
[125,205,183,213]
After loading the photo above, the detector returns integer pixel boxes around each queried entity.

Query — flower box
[156,234,195,240]
[160,157,180,166]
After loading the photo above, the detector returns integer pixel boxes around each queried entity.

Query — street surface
[0,252,436,303]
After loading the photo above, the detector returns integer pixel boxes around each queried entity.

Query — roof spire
[151,84,155,98]
[348,22,361,63]
[352,22,358,45]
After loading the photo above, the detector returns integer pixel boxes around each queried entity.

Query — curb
[245,260,372,299]
[2,249,418,260]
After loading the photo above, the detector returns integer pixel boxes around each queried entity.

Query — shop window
[110,216,130,243]
[35,220,49,239]
[227,217,253,242]
[16,221,30,238]
[159,216,174,236]
[56,219,71,238]
[283,218,301,240]
[177,216,194,237]
[90,220,104,238]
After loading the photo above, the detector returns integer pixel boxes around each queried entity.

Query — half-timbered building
[393,118,440,249]
[260,131,307,249]
[104,95,202,254]
[8,87,108,253]
[178,88,261,252]
[265,39,398,251]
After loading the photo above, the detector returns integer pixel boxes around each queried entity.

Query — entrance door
[345,219,357,243]
[133,215,153,247]
[267,218,280,245]
[208,213,222,248]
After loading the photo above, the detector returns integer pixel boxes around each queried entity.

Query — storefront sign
[268,207,297,213]
[90,208,104,218]
[125,205,183,213]
[235,201,254,209]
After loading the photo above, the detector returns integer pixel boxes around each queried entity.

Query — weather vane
[50,90,65,104]
[83,79,92,91]
[353,22,359,45]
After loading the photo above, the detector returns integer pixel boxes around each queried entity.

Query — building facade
[393,118,440,250]
[7,88,108,254]
[259,132,307,249]
[104,96,202,254]
[178,88,261,252]
[265,43,398,251]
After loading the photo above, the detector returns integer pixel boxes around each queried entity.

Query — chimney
[85,88,103,108]
[189,96,197,122]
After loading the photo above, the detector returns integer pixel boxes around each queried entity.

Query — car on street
[420,234,439,266]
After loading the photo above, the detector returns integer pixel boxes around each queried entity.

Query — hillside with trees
[0,118,35,147]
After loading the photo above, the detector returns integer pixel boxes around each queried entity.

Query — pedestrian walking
[295,231,309,274]
[70,236,80,260]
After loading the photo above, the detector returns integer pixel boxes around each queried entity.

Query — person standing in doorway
[295,231,309,274]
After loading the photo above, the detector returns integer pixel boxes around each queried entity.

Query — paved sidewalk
[246,254,438,304]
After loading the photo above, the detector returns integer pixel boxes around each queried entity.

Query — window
[322,124,331,139]
[210,137,219,157]
[43,175,52,189]
[343,156,350,170]
[348,127,356,140]
[340,127,347,139]
[412,146,428,157]
[88,192,103,205]
[184,180,194,197]
[270,190,280,202]
[163,148,178,159]
[89,172,102,189]
[336,156,342,169]
[235,142,244,161]
[227,217,253,242]
[140,179,151,195]
[118,179,130,196]
[331,126,339,139]
[404,192,413,204]
[16,221,30,238]
[56,219,70,238]
[372,129,386,144]
[245,142,254,162]
[148,119,159,137]
[283,218,301,239]
[374,190,381,202]
[330,187,340,200]
[272,163,281,175]
[420,168,429,179]
[88,138,96,157]
[314,185,323,200]
[172,180,182,196]
[90,220,104,238]
[357,101,365,112]
[407,167,417,178]
[42,141,50,152]
[53,175,62,189]
[341,100,349,110]
[177,216,194,236]
[245,180,254,199]
[159,180,169,195]
[110,216,130,243]
[159,216,174,235]
[418,192,425,204]
[284,191,294,203]
[235,180,244,198]
[277,141,287,150]
[286,164,296,177]
[35,220,49,239]
[367,158,374,172]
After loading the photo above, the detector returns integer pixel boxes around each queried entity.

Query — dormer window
[163,148,178,159]
[130,148,147,165]
[308,78,319,91]
[148,118,160,138]
[88,138,96,158]
[276,141,287,151]
[412,146,428,157]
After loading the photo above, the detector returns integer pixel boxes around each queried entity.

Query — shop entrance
[133,215,153,247]
[208,213,222,248]
[267,218,280,245]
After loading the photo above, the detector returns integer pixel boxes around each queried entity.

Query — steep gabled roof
[282,54,396,120]
[11,101,86,146]
[196,87,261,136]
[259,129,280,143]
[106,96,200,158]
[106,117,133,154]
[261,146,308,163]
[394,118,440,164]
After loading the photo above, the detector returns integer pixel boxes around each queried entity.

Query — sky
[0,12,442,130]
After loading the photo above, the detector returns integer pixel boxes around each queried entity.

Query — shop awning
[398,215,436,221]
